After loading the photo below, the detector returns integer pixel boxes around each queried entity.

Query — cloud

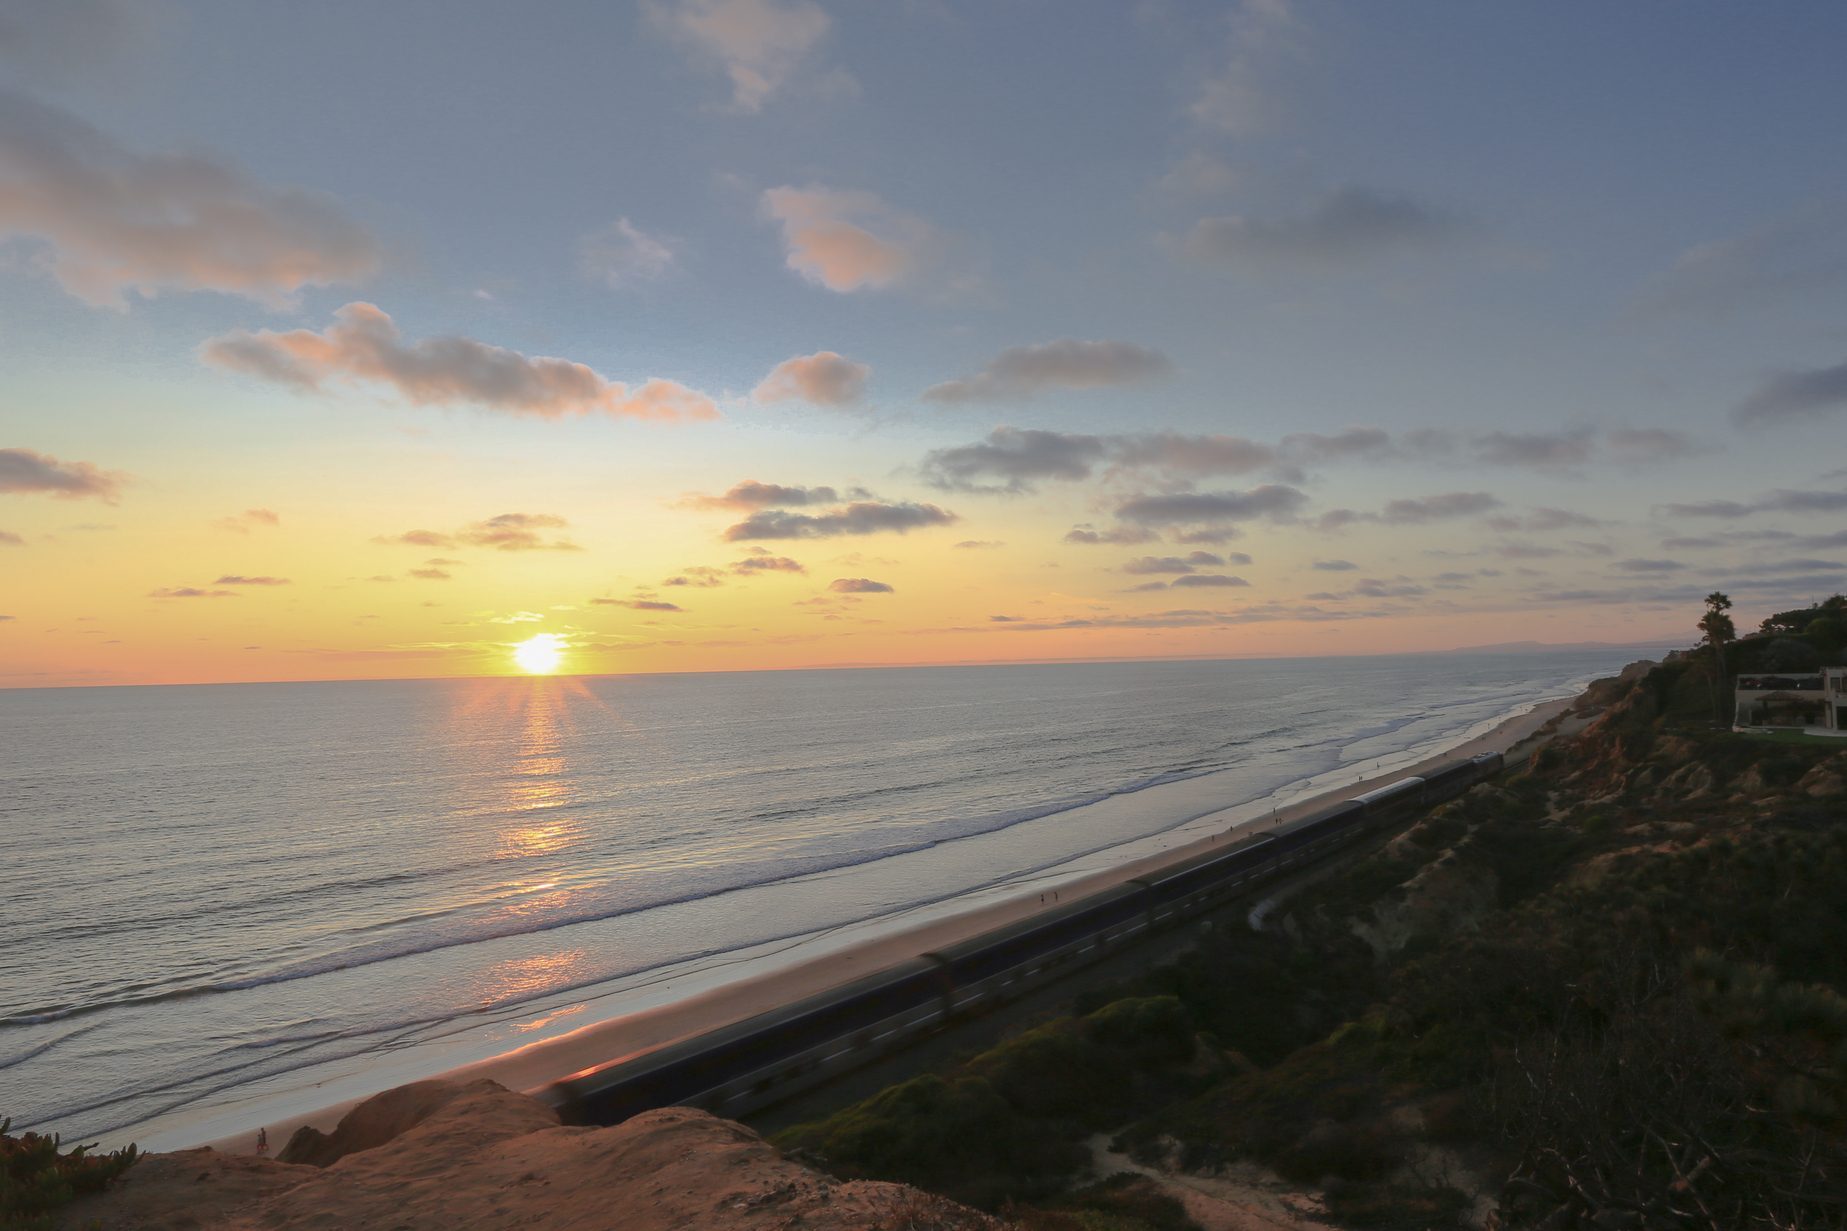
[1190,0,1301,136]
[462,512,579,551]
[1184,187,1461,270]
[692,480,841,509]
[213,575,289,586]
[645,0,838,112]
[408,568,450,581]
[150,586,234,598]
[1646,198,1847,315]
[724,500,957,540]
[1606,428,1697,462]
[953,539,1003,550]
[0,529,20,546]
[1486,507,1605,533]
[1378,491,1500,524]
[753,350,869,406]
[1064,524,1158,546]
[0,89,377,307]
[216,507,279,532]
[762,186,938,293]
[1111,432,1278,477]
[1612,558,1685,573]
[0,447,124,500]
[922,339,1171,403]
[1171,573,1249,588]
[379,513,579,552]
[580,217,675,286]
[593,597,684,611]
[1471,428,1594,469]
[1735,358,1847,426]
[731,552,806,574]
[1312,559,1358,571]
[1115,485,1308,526]
[1122,555,1204,575]
[202,302,717,421]
[1351,578,1426,598]
[664,566,726,587]
[829,577,893,593]
[920,427,1108,494]
[1660,488,1847,518]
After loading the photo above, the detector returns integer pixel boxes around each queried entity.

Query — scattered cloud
[953,539,1003,550]
[1115,485,1308,526]
[1122,551,1227,575]
[732,551,806,574]
[922,339,1171,403]
[692,480,841,509]
[1190,0,1301,136]
[0,89,377,307]
[645,0,841,112]
[1735,358,1847,426]
[1471,428,1594,469]
[1646,198,1847,315]
[724,500,957,540]
[1487,507,1605,533]
[753,350,869,406]
[1606,428,1697,462]
[408,568,450,580]
[0,447,125,501]
[1184,187,1462,271]
[665,566,726,587]
[1378,491,1500,524]
[593,597,684,611]
[461,513,580,551]
[0,529,21,546]
[829,577,893,593]
[1312,559,1358,571]
[149,586,234,598]
[376,513,580,552]
[203,302,717,420]
[1612,558,1685,573]
[1111,432,1278,477]
[1172,573,1249,588]
[213,575,289,586]
[920,427,1108,494]
[216,507,279,532]
[1660,488,1847,518]
[580,217,676,286]
[762,186,939,293]
[1064,524,1158,546]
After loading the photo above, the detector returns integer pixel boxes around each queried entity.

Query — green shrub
[1,1117,138,1231]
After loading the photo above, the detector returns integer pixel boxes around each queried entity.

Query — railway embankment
[771,651,1847,1230]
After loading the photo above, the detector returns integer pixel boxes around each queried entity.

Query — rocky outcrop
[60,1080,1000,1231]
[1797,753,1847,798]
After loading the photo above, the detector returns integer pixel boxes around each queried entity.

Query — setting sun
[512,634,565,675]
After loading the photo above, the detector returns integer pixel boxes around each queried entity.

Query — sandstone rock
[1655,760,1715,802]
[63,1081,1000,1231]
[1796,754,1847,798]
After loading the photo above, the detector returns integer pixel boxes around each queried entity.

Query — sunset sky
[4,1,1847,687]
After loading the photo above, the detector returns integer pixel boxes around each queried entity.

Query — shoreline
[185,688,1582,1157]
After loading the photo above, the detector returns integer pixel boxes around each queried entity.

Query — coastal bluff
[56,1078,999,1230]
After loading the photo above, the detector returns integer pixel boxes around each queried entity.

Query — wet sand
[200,694,1572,1155]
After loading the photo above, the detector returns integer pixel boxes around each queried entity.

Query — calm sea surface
[0,652,1633,1146]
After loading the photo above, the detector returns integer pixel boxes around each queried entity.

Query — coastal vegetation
[777,602,1847,1229]
[0,1118,137,1230]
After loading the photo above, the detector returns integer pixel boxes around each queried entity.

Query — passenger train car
[551,751,1503,1127]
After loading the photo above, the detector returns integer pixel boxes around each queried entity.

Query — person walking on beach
[255,1127,268,1156]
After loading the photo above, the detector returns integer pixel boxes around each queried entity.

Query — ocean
[0,651,1634,1148]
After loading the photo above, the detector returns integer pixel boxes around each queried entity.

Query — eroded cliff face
[59,1079,1000,1231]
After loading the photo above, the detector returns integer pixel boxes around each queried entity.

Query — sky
[3,0,1846,687]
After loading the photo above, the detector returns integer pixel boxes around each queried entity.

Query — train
[548,751,1504,1127]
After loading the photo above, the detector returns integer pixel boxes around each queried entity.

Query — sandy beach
[197,691,1577,1156]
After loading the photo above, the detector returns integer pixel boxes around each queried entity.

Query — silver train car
[550,751,1502,1126]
